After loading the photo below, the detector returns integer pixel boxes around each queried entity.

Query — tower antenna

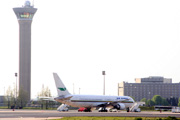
[32,0,34,7]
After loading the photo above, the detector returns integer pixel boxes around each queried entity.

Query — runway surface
[0,109,180,120]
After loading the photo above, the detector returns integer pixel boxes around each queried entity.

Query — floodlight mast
[102,71,106,95]
[13,0,37,101]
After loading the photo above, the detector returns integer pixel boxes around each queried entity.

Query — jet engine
[113,103,125,110]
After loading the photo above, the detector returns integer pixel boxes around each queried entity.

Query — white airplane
[53,73,135,112]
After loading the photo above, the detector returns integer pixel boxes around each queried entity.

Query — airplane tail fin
[53,73,71,96]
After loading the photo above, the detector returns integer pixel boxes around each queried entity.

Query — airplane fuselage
[55,94,134,108]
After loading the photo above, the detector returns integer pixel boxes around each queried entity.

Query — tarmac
[0,109,180,120]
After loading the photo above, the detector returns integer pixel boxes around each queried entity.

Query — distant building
[0,96,7,106]
[118,76,180,101]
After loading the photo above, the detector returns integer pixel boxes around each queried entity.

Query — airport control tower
[13,0,37,101]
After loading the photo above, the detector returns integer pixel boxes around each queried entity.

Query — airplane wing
[97,98,130,108]
[54,96,73,101]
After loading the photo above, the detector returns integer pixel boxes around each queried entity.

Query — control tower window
[20,12,33,18]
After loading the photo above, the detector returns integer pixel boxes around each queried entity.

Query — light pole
[4,87,5,96]
[15,73,18,99]
[102,71,106,95]
[73,83,75,94]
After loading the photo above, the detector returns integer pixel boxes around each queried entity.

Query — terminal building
[118,76,180,101]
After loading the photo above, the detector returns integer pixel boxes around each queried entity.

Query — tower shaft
[19,20,32,101]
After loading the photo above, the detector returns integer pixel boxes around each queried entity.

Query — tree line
[138,95,180,106]
[4,85,55,109]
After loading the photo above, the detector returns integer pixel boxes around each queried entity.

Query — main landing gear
[98,107,108,112]
[127,107,130,112]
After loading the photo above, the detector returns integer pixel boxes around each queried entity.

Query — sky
[0,0,180,98]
